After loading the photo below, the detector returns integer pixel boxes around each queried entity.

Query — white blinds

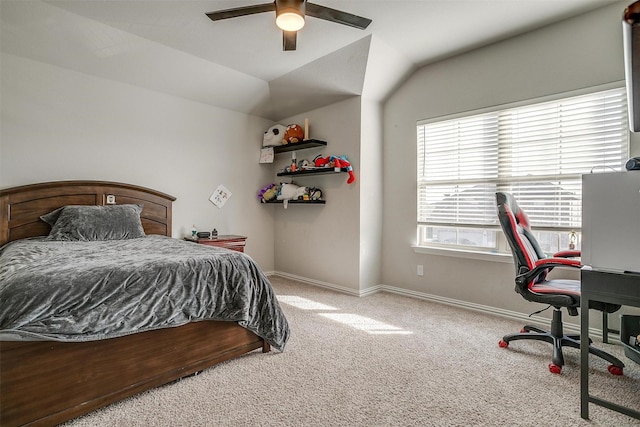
[418,87,629,229]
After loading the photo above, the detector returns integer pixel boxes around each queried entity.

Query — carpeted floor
[65,276,640,426]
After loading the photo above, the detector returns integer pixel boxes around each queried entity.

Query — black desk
[580,268,640,420]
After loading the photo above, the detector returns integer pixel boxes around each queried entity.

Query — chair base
[499,309,625,375]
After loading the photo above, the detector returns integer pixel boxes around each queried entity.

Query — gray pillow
[44,204,146,241]
[40,206,65,226]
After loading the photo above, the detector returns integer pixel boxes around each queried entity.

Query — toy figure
[258,183,278,203]
[313,154,356,184]
[283,124,305,144]
[263,124,287,147]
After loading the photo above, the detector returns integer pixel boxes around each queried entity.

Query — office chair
[495,192,624,375]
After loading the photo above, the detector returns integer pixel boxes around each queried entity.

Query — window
[417,86,629,255]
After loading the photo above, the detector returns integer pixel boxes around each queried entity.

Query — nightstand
[184,235,247,252]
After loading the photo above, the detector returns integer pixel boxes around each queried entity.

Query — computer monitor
[582,172,640,274]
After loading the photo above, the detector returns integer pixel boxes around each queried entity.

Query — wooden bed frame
[0,180,270,427]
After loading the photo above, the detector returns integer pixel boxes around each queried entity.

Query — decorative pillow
[44,204,146,241]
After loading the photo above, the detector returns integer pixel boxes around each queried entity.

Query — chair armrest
[535,257,581,268]
[515,257,582,287]
[553,250,580,258]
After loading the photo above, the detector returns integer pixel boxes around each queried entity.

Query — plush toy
[277,182,308,208]
[308,187,322,200]
[314,155,333,168]
[313,155,356,184]
[258,183,278,203]
[263,124,287,147]
[283,124,305,144]
[262,186,278,203]
[277,183,307,201]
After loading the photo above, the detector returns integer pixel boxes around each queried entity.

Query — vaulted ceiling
[0,0,618,120]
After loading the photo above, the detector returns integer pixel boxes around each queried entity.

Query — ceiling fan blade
[206,3,275,21]
[283,31,297,51]
[306,3,372,30]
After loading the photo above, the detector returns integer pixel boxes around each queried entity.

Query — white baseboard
[269,271,610,339]
[271,271,382,296]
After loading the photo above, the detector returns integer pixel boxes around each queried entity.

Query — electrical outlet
[417,265,424,276]
[106,195,116,204]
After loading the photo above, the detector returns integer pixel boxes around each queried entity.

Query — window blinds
[417,87,629,230]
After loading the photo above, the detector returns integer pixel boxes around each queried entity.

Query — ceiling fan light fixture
[275,0,306,32]
[206,0,371,51]
[276,11,305,31]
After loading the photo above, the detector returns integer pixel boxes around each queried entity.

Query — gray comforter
[0,235,289,351]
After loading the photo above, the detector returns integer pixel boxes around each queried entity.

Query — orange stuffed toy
[283,124,305,144]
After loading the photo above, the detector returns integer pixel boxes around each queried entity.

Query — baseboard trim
[380,284,602,336]
[271,271,382,296]
[269,271,609,338]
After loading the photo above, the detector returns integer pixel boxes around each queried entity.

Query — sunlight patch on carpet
[277,295,338,311]
[320,313,413,335]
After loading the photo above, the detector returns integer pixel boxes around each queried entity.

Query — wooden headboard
[0,181,176,245]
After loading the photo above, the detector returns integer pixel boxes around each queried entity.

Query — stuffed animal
[314,155,333,168]
[283,124,305,144]
[277,183,307,201]
[263,124,287,147]
[308,187,322,200]
[258,183,278,203]
[277,182,308,208]
[313,155,356,184]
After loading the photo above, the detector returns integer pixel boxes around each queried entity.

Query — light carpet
[65,276,640,426]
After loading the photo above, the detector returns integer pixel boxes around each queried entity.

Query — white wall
[272,97,362,291]
[359,97,383,291]
[382,2,640,319]
[0,53,276,270]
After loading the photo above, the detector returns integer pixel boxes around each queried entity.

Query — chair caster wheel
[608,365,623,376]
[548,363,562,374]
[499,340,509,348]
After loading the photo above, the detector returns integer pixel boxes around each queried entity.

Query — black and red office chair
[495,192,624,375]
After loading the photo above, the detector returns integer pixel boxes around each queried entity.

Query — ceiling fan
[205,0,372,51]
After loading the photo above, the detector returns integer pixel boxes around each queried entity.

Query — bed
[0,180,289,427]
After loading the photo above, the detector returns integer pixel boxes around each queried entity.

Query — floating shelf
[277,167,347,177]
[263,199,326,204]
[273,139,327,154]
[262,139,330,206]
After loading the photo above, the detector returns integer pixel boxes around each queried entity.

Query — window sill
[412,245,514,263]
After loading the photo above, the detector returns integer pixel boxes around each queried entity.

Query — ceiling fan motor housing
[276,0,307,16]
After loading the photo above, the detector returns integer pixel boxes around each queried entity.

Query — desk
[580,268,640,420]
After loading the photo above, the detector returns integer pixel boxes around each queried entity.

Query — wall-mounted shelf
[277,167,347,177]
[263,199,326,205]
[261,138,331,206]
[273,139,327,154]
